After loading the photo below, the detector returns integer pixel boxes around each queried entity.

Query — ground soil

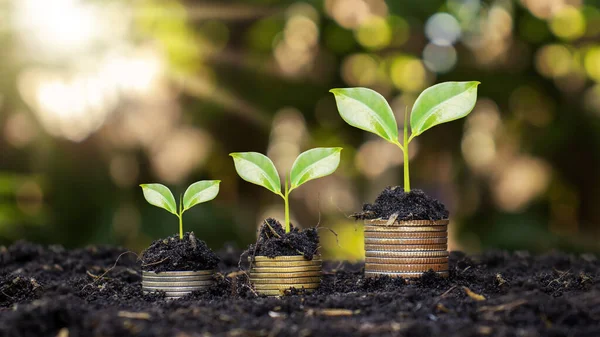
[140,232,219,272]
[354,187,449,221]
[1,241,599,337]
[245,218,319,260]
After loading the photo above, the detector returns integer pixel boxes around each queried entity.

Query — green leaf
[290,147,342,190]
[230,152,281,195]
[140,184,178,215]
[183,180,220,211]
[330,87,399,144]
[410,81,480,137]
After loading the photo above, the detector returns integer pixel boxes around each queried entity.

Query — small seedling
[330,81,479,192]
[140,180,221,239]
[230,147,342,233]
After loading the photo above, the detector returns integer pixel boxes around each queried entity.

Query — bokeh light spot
[355,17,391,50]
[425,13,461,46]
[423,44,457,73]
[550,6,586,40]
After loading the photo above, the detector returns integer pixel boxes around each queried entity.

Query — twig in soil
[264,220,281,239]
[478,299,527,313]
[386,213,399,226]
[547,268,571,287]
[438,285,457,298]
[463,287,486,301]
[141,257,169,267]
[307,308,356,316]
[118,311,151,320]
[81,251,138,292]
[86,271,100,279]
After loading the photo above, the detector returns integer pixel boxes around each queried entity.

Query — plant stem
[178,194,183,239]
[403,108,410,192]
[284,178,290,233]
[178,214,183,240]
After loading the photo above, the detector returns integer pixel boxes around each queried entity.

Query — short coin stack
[249,255,322,296]
[364,219,449,278]
[142,270,215,299]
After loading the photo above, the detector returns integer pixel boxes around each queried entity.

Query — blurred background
[1,0,600,260]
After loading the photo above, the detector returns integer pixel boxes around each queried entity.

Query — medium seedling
[230,147,342,233]
[140,180,221,239]
[330,81,479,192]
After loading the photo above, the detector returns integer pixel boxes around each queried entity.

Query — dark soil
[140,232,219,272]
[245,218,319,260]
[2,241,600,337]
[354,187,449,221]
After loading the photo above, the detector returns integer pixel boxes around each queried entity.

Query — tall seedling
[140,180,221,239]
[330,81,479,192]
[230,147,342,233]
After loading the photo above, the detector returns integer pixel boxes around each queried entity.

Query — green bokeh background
[1,0,600,259]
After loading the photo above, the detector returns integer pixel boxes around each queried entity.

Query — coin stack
[142,270,215,299]
[249,255,322,296]
[364,219,449,278]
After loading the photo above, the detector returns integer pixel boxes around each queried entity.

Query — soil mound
[245,218,319,260]
[354,187,449,221]
[140,232,219,272]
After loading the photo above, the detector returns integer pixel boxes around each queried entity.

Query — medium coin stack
[364,219,449,278]
[249,255,322,296]
[142,270,215,299]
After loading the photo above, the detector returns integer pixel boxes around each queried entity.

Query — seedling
[230,147,342,233]
[140,180,221,239]
[330,81,479,192]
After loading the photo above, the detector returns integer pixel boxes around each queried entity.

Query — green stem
[284,178,290,233]
[403,109,410,192]
[178,214,183,239]
[178,193,184,239]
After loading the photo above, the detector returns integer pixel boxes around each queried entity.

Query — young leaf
[183,180,221,211]
[410,81,480,137]
[290,147,342,190]
[230,152,281,195]
[330,87,399,144]
[140,184,177,215]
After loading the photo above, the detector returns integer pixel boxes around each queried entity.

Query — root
[82,251,137,292]
[141,257,169,267]
[317,226,341,248]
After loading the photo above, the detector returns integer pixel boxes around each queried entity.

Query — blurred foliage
[1,0,600,256]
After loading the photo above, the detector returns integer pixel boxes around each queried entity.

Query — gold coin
[251,265,322,273]
[365,263,448,272]
[251,260,322,267]
[253,283,320,290]
[364,225,447,232]
[364,219,449,227]
[364,271,449,278]
[141,280,214,287]
[248,271,322,278]
[365,231,447,239]
[142,270,214,276]
[365,250,448,258]
[252,255,319,262]
[365,257,448,264]
[365,244,447,251]
[364,238,447,245]
[249,277,321,284]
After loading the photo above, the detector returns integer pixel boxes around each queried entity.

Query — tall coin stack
[142,270,215,299]
[249,255,322,296]
[363,219,449,278]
